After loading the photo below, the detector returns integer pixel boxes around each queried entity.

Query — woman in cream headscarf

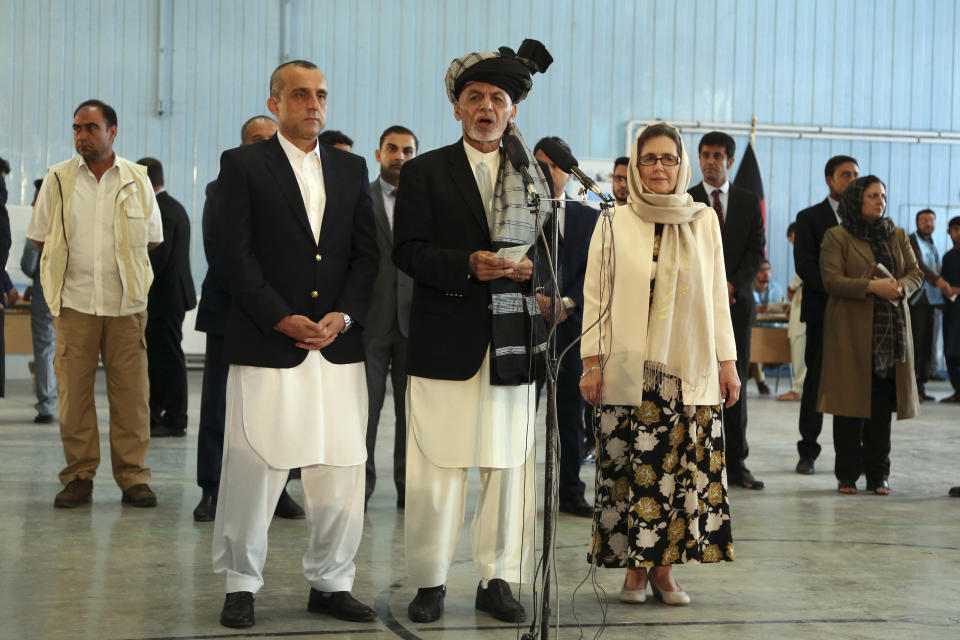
[579,122,739,606]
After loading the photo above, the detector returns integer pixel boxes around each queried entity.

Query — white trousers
[404,434,536,588]
[790,332,807,394]
[211,406,365,594]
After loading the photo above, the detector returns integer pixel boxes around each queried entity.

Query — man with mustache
[363,125,418,509]
[27,99,163,509]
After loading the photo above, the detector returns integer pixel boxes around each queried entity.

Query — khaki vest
[39,156,155,316]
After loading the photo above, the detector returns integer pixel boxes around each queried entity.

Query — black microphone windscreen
[502,134,530,170]
[538,138,577,172]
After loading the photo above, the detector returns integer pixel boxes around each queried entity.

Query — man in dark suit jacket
[211,60,379,629]
[793,155,859,474]
[191,115,304,522]
[363,125,417,509]
[689,131,766,489]
[532,136,598,518]
[393,40,553,624]
[136,157,197,438]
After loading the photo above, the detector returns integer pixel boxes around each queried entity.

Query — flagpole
[750,115,757,146]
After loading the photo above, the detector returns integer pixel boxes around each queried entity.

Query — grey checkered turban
[445,39,553,104]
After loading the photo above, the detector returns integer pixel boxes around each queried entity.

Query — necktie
[712,189,724,231]
[475,161,494,230]
[390,188,398,197]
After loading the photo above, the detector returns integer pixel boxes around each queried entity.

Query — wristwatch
[562,296,576,311]
[340,313,353,334]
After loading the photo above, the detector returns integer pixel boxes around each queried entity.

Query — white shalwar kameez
[405,347,538,588]
[212,132,368,595]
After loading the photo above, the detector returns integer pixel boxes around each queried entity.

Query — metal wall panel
[1,0,958,290]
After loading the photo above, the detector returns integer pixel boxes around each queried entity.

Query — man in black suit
[611,156,629,206]
[192,115,305,522]
[689,131,766,489]
[135,157,197,438]
[532,136,598,518]
[211,60,379,629]
[394,40,553,624]
[793,155,859,474]
[363,125,417,509]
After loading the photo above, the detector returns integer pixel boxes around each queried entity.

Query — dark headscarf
[837,175,906,375]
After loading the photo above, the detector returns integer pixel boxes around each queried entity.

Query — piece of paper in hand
[495,244,531,262]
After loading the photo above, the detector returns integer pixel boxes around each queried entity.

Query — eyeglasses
[638,154,680,166]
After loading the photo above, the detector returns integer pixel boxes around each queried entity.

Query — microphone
[537,138,612,203]
[502,134,538,202]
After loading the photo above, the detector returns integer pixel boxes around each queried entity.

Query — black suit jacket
[689,182,765,306]
[216,135,379,368]
[793,198,837,324]
[557,200,599,341]
[393,139,549,381]
[148,191,197,316]
[195,179,231,335]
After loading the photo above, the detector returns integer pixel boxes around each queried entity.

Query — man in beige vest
[28,99,163,509]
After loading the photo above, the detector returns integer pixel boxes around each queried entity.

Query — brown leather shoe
[54,478,93,508]
[121,483,158,508]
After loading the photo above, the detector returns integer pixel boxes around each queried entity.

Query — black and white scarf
[488,124,552,385]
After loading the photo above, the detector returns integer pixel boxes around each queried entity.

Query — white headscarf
[629,122,717,400]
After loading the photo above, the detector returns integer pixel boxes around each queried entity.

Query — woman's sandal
[867,480,891,495]
[837,483,858,495]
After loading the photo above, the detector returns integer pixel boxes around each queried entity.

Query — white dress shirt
[705,179,730,216]
[26,155,163,317]
[277,131,326,242]
[379,175,397,228]
[463,139,500,218]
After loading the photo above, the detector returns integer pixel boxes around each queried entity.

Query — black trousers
[946,355,960,395]
[146,311,187,430]
[536,328,587,503]
[797,321,825,460]
[724,296,754,481]
[833,372,896,484]
[196,331,228,494]
[363,326,408,503]
[909,301,934,390]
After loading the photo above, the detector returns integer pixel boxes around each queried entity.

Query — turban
[445,39,553,104]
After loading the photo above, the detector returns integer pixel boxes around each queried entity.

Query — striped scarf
[488,124,552,385]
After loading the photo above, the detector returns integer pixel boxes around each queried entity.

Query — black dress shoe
[150,424,187,438]
[476,579,526,623]
[193,494,217,522]
[733,469,765,490]
[307,589,377,622]
[559,494,593,518]
[949,486,960,497]
[919,392,935,402]
[275,488,306,519]
[220,591,255,628]
[408,585,445,622]
[34,413,54,424]
[795,458,815,475]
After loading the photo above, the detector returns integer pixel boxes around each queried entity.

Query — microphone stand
[525,187,615,640]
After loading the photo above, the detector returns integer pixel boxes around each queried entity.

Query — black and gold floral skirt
[587,376,734,567]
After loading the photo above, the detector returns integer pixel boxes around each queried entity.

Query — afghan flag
[733,142,766,242]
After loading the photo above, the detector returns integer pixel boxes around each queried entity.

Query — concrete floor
[1,371,959,640]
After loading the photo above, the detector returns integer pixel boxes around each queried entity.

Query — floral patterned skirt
[587,377,734,567]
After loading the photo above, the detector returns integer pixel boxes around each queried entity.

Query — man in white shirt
[211,60,379,630]
[363,125,417,509]
[28,99,163,509]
